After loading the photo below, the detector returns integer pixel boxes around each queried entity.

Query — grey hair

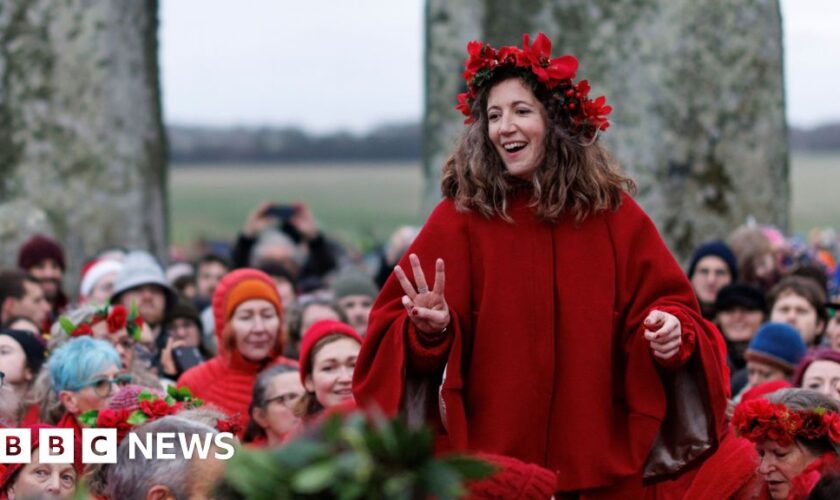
[176,404,230,430]
[251,229,305,267]
[47,303,101,350]
[766,388,840,456]
[107,416,218,500]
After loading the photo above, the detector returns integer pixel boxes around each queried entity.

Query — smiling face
[487,78,548,179]
[305,337,361,409]
[717,306,764,343]
[756,439,818,499]
[231,299,280,362]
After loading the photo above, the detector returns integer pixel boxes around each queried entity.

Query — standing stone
[0,0,167,294]
[423,0,787,260]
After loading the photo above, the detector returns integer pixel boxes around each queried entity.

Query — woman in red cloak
[353,32,729,497]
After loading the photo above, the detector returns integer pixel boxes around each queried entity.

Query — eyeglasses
[264,391,302,409]
[80,374,133,397]
[114,337,136,350]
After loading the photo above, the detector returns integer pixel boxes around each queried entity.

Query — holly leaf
[137,390,154,402]
[79,410,99,427]
[59,317,76,335]
[292,461,338,493]
[126,410,149,425]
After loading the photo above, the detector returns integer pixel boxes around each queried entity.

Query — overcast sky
[160,0,839,133]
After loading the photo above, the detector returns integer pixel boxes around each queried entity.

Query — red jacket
[353,193,729,495]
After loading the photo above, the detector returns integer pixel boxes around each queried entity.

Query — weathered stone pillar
[0,0,168,294]
[423,0,787,260]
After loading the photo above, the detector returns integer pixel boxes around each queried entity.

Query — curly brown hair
[441,68,635,223]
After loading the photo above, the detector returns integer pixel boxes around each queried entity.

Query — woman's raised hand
[394,253,450,335]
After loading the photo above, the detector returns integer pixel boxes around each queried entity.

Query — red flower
[456,92,473,120]
[464,40,496,82]
[799,412,828,440]
[216,415,243,435]
[522,33,578,86]
[96,408,134,441]
[107,305,128,333]
[496,45,527,67]
[72,323,93,337]
[826,413,840,443]
[582,95,613,131]
[140,399,180,419]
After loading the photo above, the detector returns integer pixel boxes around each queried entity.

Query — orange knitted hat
[212,269,284,335]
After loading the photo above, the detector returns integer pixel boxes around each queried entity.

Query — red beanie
[17,234,65,271]
[299,319,363,385]
[0,424,84,492]
[466,453,557,499]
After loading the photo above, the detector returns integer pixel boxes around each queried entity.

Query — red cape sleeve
[609,194,730,481]
[353,200,473,418]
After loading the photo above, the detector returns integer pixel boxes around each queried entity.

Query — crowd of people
[3,32,840,499]
[0,210,392,498]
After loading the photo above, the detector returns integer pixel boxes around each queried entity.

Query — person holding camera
[159,296,211,381]
[230,201,338,284]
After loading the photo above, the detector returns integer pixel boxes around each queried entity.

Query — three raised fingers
[410,254,430,293]
[395,254,445,298]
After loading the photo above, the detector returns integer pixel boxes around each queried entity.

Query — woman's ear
[252,407,268,429]
[304,375,315,393]
[58,390,79,415]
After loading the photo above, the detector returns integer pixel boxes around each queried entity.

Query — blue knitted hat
[745,322,807,373]
[687,240,739,281]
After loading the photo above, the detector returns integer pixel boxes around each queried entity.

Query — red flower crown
[733,398,840,447]
[59,302,144,341]
[79,386,204,442]
[456,32,611,136]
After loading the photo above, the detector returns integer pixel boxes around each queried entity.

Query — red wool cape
[353,193,729,494]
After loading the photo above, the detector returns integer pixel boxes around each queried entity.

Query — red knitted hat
[212,269,283,333]
[17,234,65,271]
[299,319,363,385]
[0,424,84,491]
[466,453,557,499]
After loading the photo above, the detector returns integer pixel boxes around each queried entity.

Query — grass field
[169,162,426,251]
[170,153,840,251]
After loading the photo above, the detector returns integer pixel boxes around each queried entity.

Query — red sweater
[177,350,282,426]
[353,193,729,495]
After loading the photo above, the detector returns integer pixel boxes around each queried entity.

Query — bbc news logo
[0,428,236,464]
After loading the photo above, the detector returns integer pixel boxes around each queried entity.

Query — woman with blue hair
[47,336,128,431]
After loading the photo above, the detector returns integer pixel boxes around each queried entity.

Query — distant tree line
[167,121,838,165]
[789,123,840,152]
[168,122,421,164]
